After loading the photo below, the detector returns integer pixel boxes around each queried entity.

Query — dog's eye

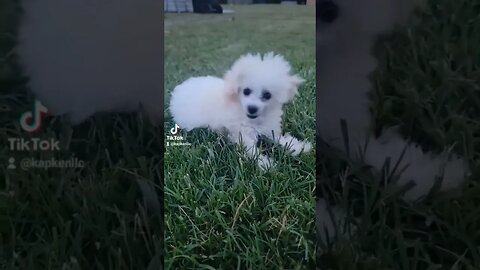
[243,88,251,96]
[262,91,271,100]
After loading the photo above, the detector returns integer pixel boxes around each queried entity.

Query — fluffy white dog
[169,52,312,170]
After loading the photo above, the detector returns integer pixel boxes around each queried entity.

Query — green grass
[318,0,480,269]
[164,5,316,269]
[0,1,161,269]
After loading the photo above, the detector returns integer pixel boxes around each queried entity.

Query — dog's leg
[245,137,275,171]
[229,130,275,171]
[278,133,312,156]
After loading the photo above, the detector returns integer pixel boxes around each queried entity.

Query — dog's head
[223,52,304,120]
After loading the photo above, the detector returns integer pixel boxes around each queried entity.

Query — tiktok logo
[166,123,190,147]
[20,100,49,133]
[170,123,180,135]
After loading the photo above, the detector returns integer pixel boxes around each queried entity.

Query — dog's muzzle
[247,105,258,119]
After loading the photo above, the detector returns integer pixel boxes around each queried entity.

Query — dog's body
[169,53,312,170]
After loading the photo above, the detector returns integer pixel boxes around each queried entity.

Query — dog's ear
[224,53,258,93]
[224,68,244,94]
[279,74,304,103]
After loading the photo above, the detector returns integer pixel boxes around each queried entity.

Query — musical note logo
[170,123,180,135]
[20,100,49,133]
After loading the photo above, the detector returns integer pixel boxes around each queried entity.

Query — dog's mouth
[247,114,258,119]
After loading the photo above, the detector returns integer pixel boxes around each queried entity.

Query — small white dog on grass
[169,52,312,170]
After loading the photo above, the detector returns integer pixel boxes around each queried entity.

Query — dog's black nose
[247,106,258,115]
[317,0,339,23]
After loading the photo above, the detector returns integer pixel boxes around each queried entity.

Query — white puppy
[169,52,312,170]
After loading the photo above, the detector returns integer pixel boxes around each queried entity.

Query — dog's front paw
[258,155,275,171]
[289,140,312,156]
[301,141,312,153]
[279,134,312,156]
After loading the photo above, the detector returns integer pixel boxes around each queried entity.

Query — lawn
[318,0,480,269]
[164,5,316,269]
[0,0,161,269]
